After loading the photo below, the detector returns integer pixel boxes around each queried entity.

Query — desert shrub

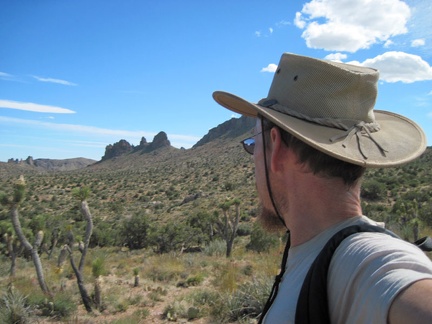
[111,309,150,323]
[0,289,32,324]
[145,255,185,283]
[163,300,188,321]
[133,308,150,319]
[187,211,218,244]
[147,289,165,303]
[182,289,218,320]
[163,300,202,321]
[215,262,241,293]
[91,218,119,247]
[178,273,204,288]
[361,180,386,200]
[187,288,218,307]
[246,223,279,253]
[0,256,9,277]
[150,222,196,254]
[186,273,204,286]
[237,223,252,236]
[120,213,150,249]
[203,239,226,257]
[39,292,77,319]
[211,275,273,323]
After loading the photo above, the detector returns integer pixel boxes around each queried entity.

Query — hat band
[258,99,388,160]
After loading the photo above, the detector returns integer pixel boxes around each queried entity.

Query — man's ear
[269,127,286,173]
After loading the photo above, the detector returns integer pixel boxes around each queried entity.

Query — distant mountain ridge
[6,156,96,172]
[4,116,254,172]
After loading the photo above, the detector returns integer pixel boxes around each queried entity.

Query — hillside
[1,115,432,323]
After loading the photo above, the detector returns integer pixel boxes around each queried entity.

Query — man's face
[253,118,286,232]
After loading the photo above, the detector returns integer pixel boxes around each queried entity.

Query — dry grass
[0,240,281,323]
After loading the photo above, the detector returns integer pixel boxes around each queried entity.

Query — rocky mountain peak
[101,131,172,161]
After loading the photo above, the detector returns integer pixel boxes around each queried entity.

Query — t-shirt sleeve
[328,233,432,324]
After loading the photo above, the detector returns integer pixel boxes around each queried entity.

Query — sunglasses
[240,130,264,155]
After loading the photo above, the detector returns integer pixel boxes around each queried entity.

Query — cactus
[1,176,50,294]
[133,268,140,287]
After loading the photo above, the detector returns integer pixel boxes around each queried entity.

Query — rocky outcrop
[193,116,255,148]
[101,132,172,161]
[147,132,170,152]
[102,139,133,161]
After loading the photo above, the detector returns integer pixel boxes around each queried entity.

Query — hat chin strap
[258,119,290,323]
[261,118,287,229]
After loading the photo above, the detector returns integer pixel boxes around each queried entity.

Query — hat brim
[213,91,426,167]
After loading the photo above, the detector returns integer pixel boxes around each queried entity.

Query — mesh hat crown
[213,53,426,167]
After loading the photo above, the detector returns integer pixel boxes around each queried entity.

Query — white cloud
[32,75,77,86]
[0,71,16,81]
[0,116,201,148]
[294,12,306,29]
[0,99,76,114]
[411,38,425,47]
[261,64,278,73]
[276,20,291,27]
[359,51,432,83]
[384,40,394,48]
[324,53,348,62]
[255,28,274,37]
[295,0,411,52]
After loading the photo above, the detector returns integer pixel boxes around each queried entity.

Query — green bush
[0,289,32,324]
[38,293,77,319]
[203,240,226,257]
[120,213,150,249]
[361,180,387,200]
[210,275,273,323]
[246,223,279,253]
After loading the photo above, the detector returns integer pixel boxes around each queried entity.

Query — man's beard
[257,203,287,233]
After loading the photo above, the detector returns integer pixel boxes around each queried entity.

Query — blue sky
[1,0,431,162]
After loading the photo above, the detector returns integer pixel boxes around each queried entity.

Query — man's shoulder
[330,229,432,275]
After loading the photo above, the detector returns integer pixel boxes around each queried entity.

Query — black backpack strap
[414,236,432,252]
[295,223,397,324]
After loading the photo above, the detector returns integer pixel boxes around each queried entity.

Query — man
[213,53,432,323]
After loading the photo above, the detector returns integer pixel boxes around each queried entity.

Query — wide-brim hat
[213,53,426,167]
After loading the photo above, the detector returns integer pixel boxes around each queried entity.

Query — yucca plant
[92,256,105,310]
[133,268,140,287]
[0,287,32,324]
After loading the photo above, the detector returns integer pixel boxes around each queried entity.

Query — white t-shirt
[263,216,432,324]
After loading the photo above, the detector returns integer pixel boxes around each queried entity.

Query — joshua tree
[72,186,93,273]
[3,233,23,277]
[216,198,241,258]
[59,186,94,313]
[0,176,50,294]
[60,243,93,312]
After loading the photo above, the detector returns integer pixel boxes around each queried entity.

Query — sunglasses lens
[242,138,255,155]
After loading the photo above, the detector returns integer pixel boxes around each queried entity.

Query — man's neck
[282,175,362,247]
